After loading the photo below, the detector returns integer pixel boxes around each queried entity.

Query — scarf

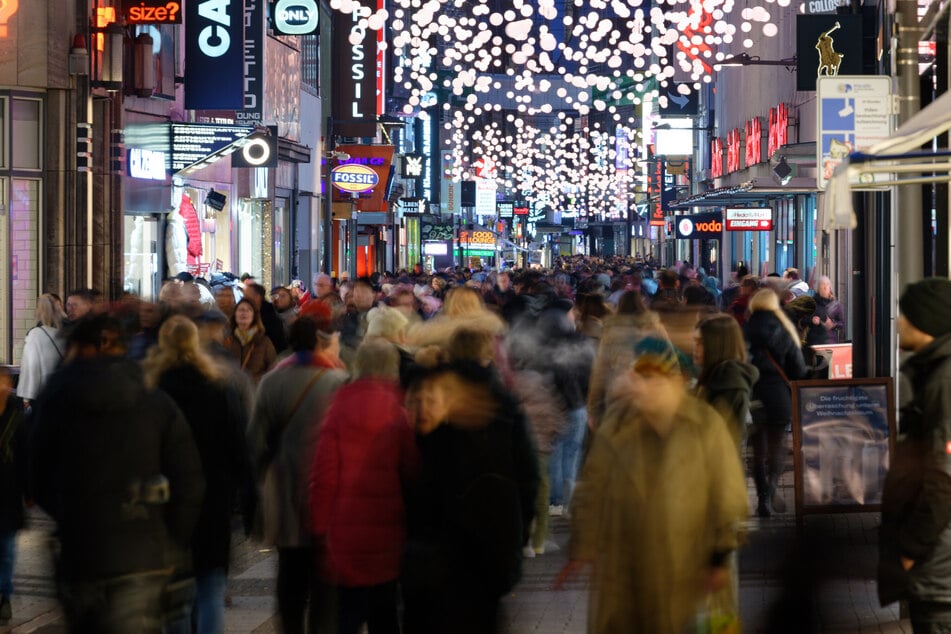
[233,327,258,347]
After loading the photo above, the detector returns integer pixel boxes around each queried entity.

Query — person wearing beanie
[558,335,748,633]
[879,277,951,629]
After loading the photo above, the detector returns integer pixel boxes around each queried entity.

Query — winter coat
[511,370,567,454]
[248,354,348,548]
[879,334,951,605]
[570,394,748,633]
[744,311,807,425]
[697,359,760,450]
[30,357,205,582]
[156,365,251,574]
[226,329,277,384]
[309,378,420,587]
[587,311,668,427]
[17,325,64,401]
[402,368,539,600]
[0,396,27,532]
[805,295,846,346]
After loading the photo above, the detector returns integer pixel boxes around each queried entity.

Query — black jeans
[277,546,330,634]
[911,601,951,633]
[749,423,787,499]
[58,569,170,634]
[336,581,399,634]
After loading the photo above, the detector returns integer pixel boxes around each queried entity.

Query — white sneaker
[548,504,564,517]
[522,546,536,558]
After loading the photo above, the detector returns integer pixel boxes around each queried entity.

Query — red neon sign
[710,137,723,179]
[745,117,762,167]
[126,1,182,25]
[768,104,789,158]
[726,129,741,174]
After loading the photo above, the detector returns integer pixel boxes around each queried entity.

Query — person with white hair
[17,294,66,405]
[806,275,845,345]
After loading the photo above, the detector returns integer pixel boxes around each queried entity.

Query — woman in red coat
[308,338,419,634]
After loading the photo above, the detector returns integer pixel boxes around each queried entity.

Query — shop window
[301,34,319,96]
[10,179,40,363]
[237,199,265,281]
[11,99,40,170]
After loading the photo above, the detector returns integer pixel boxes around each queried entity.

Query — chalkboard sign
[791,378,895,518]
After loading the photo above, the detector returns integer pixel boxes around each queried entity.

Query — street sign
[817,76,893,190]
[725,208,773,231]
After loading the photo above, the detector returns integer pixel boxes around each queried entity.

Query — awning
[669,177,819,209]
[826,89,951,230]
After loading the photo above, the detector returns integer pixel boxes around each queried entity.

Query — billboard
[185,0,244,109]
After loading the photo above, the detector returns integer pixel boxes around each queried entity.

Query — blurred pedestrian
[17,293,66,406]
[401,345,538,634]
[243,283,288,354]
[806,276,845,345]
[587,291,667,431]
[30,315,205,634]
[880,278,951,631]
[744,289,807,518]
[142,316,252,634]
[248,317,348,634]
[694,313,760,450]
[0,367,26,625]
[226,298,277,383]
[557,337,748,632]
[309,339,419,634]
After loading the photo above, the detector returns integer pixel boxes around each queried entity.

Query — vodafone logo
[675,214,724,238]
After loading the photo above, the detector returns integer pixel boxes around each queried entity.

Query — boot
[756,496,771,518]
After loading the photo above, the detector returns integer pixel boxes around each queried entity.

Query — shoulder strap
[287,368,329,421]
[765,350,790,386]
[32,326,64,361]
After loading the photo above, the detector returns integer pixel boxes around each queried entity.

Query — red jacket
[309,378,419,587]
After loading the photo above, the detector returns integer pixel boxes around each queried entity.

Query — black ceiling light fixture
[773,156,793,185]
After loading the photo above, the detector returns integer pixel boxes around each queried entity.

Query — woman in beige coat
[559,337,748,633]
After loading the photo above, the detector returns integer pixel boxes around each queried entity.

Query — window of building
[301,34,319,96]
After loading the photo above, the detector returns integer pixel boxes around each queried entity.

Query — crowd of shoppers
[0,257,871,633]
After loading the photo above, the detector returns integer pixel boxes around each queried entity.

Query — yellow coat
[570,393,748,633]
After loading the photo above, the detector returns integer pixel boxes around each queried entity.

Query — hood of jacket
[47,356,146,416]
[703,359,759,393]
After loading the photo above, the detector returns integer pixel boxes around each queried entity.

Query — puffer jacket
[30,356,205,582]
[879,334,951,605]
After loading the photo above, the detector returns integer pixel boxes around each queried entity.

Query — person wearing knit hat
[880,277,951,625]
[899,277,951,342]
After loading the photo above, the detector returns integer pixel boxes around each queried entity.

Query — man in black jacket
[30,315,205,633]
[879,278,951,631]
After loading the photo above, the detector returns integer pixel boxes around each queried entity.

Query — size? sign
[125,0,182,24]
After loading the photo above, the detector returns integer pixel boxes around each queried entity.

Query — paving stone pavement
[1,469,914,633]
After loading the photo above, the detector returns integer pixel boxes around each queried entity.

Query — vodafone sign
[725,208,774,231]
[675,212,723,239]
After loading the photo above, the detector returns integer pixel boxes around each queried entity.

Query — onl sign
[271,0,318,35]
[331,164,379,194]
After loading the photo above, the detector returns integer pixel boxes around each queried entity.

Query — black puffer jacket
[743,310,807,425]
[879,334,951,605]
[30,357,205,582]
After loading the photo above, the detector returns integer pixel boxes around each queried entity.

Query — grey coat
[248,356,348,547]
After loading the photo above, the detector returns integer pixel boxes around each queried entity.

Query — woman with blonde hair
[17,294,67,405]
[142,315,251,634]
[744,288,807,517]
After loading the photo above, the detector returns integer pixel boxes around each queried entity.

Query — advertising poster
[792,379,894,515]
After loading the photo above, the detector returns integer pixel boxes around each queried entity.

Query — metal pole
[896,0,924,284]
[323,116,334,275]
